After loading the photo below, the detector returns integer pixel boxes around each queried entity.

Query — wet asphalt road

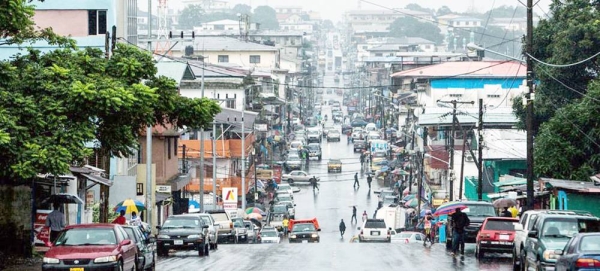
[156,76,516,271]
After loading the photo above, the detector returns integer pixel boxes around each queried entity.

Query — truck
[370,139,389,153]
[376,205,408,232]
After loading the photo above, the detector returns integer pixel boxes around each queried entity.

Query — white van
[365,123,377,132]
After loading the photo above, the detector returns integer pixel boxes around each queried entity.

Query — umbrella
[493,198,518,208]
[433,202,468,217]
[392,168,409,175]
[189,200,200,209]
[420,209,432,217]
[402,194,415,201]
[402,187,410,196]
[114,199,146,214]
[250,218,262,228]
[246,213,262,220]
[245,207,266,216]
[41,193,84,205]
[404,198,419,208]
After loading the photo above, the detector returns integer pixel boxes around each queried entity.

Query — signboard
[34,210,52,246]
[256,169,273,180]
[222,187,238,211]
[86,190,95,206]
[156,185,171,193]
[254,124,268,132]
[273,165,282,184]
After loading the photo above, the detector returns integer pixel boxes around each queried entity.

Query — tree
[533,81,600,181]
[437,6,453,16]
[482,5,526,19]
[389,17,443,44]
[231,4,252,16]
[179,4,204,29]
[202,12,237,23]
[405,3,434,14]
[512,0,600,132]
[253,6,279,30]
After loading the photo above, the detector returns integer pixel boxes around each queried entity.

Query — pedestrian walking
[282,216,289,237]
[354,172,360,188]
[46,202,66,243]
[451,208,470,256]
[362,211,368,222]
[112,210,127,225]
[422,212,434,246]
[311,176,319,191]
[360,153,365,168]
[339,219,346,237]
[367,174,373,189]
[130,211,142,226]
[351,206,357,223]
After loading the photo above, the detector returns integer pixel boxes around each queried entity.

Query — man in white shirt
[45,203,66,243]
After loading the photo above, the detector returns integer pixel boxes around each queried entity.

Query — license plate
[174,240,183,245]
[499,235,509,240]
[302,240,308,243]
[371,231,380,236]
[70,268,84,271]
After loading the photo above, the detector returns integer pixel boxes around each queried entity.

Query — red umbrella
[433,202,468,217]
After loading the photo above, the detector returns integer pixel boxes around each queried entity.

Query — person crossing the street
[367,174,373,190]
[351,206,357,223]
[362,210,368,222]
[339,219,346,237]
[310,176,319,191]
[354,172,360,188]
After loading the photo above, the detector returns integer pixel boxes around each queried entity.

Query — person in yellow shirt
[508,206,519,218]
[282,217,289,237]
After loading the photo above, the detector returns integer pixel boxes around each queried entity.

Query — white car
[277,183,294,195]
[288,141,304,152]
[358,219,391,243]
[276,190,294,200]
[391,231,426,244]
[282,170,314,184]
[260,227,281,244]
[327,130,341,142]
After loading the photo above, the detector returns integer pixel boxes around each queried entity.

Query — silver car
[282,170,313,184]
[327,130,341,142]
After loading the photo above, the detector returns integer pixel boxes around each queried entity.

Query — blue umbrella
[380,166,390,172]
[402,194,415,201]
[189,200,200,209]
[420,209,432,217]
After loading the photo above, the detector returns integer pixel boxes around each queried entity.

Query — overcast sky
[141,0,552,22]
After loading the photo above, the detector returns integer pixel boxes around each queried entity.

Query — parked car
[391,231,425,244]
[513,209,565,269]
[123,225,156,271]
[522,211,600,271]
[279,201,296,219]
[259,227,281,244]
[475,217,521,259]
[268,212,287,232]
[327,159,342,173]
[42,224,138,271]
[195,213,219,250]
[555,232,600,271]
[156,214,210,256]
[445,201,497,249]
[327,130,341,142]
[358,219,391,243]
[277,183,294,196]
[282,170,317,184]
[244,221,260,243]
[322,125,335,137]
[232,217,249,244]
[341,124,353,134]
[207,210,235,244]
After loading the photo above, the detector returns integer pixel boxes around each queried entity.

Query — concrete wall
[0,185,33,260]
[109,175,137,206]
[423,78,527,108]
[198,51,278,69]
[34,10,89,36]
[138,136,179,185]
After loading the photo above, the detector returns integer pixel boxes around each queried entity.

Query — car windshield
[373,152,386,158]
[270,214,285,222]
[279,184,291,190]
[163,217,203,229]
[329,159,341,164]
[330,131,340,135]
[199,216,212,225]
[364,220,386,228]
[396,233,414,239]
[292,223,316,232]
[484,219,518,231]
[542,218,600,238]
[277,196,292,202]
[232,219,244,228]
[261,231,278,237]
[243,222,253,229]
[288,156,300,162]
[55,228,117,246]
[579,235,600,251]
[210,213,229,222]
[307,145,319,150]
[463,205,496,217]
[273,205,288,213]
[308,130,319,135]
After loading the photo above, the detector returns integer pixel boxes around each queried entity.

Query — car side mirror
[555,249,563,255]
[156,226,162,230]
[203,225,209,229]
[528,230,538,238]
[514,224,524,231]
[120,239,132,246]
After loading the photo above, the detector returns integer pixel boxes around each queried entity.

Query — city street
[156,81,516,271]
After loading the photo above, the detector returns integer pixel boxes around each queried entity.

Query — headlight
[43,257,60,264]
[290,234,297,238]
[311,234,319,238]
[187,235,201,239]
[94,256,117,263]
[157,234,170,239]
[543,250,561,261]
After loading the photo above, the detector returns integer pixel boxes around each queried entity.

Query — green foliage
[231,4,252,15]
[534,81,600,180]
[389,17,444,44]
[404,3,434,13]
[513,0,600,133]
[253,6,279,30]
[437,6,453,16]
[0,43,220,182]
[481,5,527,19]
[92,203,119,223]
[178,4,204,30]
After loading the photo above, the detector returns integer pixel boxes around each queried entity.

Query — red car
[42,223,138,271]
[476,217,522,259]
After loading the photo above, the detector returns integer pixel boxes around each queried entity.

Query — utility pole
[212,122,217,207]
[241,97,246,211]
[525,0,535,211]
[199,55,205,212]
[144,0,153,226]
[458,131,467,200]
[381,95,387,140]
[408,122,415,193]
[437,100,474,201]
[477,99,484,201]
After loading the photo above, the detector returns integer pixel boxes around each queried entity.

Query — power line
[537,66,600,103]
[479,0,497,44]
[526,51,600,68]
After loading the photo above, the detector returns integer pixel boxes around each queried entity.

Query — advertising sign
[222,187,238,210]
[34,210,52,246]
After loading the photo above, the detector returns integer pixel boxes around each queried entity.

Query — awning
[155,193,171,204]
[169,173,192,191]
[81,173,112,187]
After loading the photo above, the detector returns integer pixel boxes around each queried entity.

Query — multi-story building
[275,6,303,15]
[182,0,230,13]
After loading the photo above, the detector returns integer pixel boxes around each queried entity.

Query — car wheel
[512,248,520,271]
[519,250,526,271]
[476,247,484,259]
[288,179,294,184]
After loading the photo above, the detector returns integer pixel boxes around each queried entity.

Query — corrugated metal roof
[155,61,196,84]
[191,37,279,52]
[417,107,518,126]
[390,61,527,78]
[541,178,600,193]
[478,129,526,160]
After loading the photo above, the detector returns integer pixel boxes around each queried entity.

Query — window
[449,94,463,98]
[214,24,225,30]
[487,94,501,98]
[250,55,261,64]
[136,183,143,195]
[88,10,107,35]
[167,138,171,159]
[174,138,178,156]
[218,55,229,63]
